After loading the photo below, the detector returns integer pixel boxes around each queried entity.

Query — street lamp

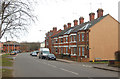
[6,37,9,53]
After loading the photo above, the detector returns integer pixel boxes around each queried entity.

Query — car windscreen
[42,51,50,54]
[48,54,55,57]
[32,52,37,54]
[11,51,15,53]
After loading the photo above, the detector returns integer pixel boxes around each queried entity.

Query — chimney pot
[67,23,71,28]
[63,24,67,30]
[73,20,78,26]
[79,17,84,24]
[53,27,57,33]
[89,12,95,21]
[50,30,53,32]
[97,8,103,18]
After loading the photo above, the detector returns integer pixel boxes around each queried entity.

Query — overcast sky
[1,0,120,42]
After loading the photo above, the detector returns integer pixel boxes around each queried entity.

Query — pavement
[0,53,5,56]
[0,53,3,56]
[56,58,120,72]
[93,65,120,72]
[56,58,74,63]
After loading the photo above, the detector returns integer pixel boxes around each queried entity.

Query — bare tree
[0,0,35,39]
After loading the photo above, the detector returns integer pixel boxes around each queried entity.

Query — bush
[115,50,120,61]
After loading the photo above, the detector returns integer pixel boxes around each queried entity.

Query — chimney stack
[97,8,103,18]
[50,30,53,32]
[79,17,84,24]
[73,20,78,26]
[53,27,57,33]
[89,12,95,21]
[63,24,67,30]
[67,23,71,28]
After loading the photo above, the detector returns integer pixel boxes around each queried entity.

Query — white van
[39,48,50,59]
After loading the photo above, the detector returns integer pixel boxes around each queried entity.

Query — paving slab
[56,58,120,72]
[56,58,74,63]
[93,65,120,72]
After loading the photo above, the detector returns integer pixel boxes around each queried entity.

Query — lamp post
[6,37,9,53]
[0,41,2,53]
[8,42,9,53]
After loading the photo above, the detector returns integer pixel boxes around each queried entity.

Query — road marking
[59,68,79,76]
[42,62,57,68]
[43,62,47,64]
[47,64,57,68]
[82,65,92,68]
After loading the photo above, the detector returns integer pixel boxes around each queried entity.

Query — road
[13,53,119,77]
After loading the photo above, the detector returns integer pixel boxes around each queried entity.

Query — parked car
[17,50,21,53]
[10,51,17,55]
[39,48,50,59]
[35,50,39,55]
[15,51,20,54]
[46,54,56,60]
[31,51,38,56]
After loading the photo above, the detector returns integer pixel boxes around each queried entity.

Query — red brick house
[45,8,120,62]
[2,41,20,53]
[45,27,62,53]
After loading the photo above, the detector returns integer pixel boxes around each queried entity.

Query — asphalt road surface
[13,53,119,77]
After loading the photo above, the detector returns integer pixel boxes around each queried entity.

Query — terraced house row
[45,8,120,62]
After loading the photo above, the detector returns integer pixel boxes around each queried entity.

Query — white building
[40,41,45,48]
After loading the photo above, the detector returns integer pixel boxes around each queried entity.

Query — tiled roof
[71,14,108,33]
[52,27,74,38]
[51,14,108,38]
[70,22,89,33]
[86,14,108,29]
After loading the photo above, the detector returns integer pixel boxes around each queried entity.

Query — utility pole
[8,42,9,53]
[14,42,15,51]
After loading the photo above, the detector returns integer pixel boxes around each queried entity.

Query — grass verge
[2,53,14,67]
[1,69,13,77]
[91,61,109,64]
[0,53,14,77]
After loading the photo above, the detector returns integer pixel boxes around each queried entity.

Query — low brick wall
[77,57,89,62]
[56,54,89,62]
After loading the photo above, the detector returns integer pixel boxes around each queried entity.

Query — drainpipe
[14,42,15,51]
[85,30,89,61]
[76,32,78,62]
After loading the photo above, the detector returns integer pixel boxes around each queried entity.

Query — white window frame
[66,37,68,42]
[61,38,63,43]
[82,33,84,41]
[71,36,72,42]
[56,39,58,43]
[66,47,68,53]
[82,47,84,56]
[56,48,58,53]
[74,35,76,42]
